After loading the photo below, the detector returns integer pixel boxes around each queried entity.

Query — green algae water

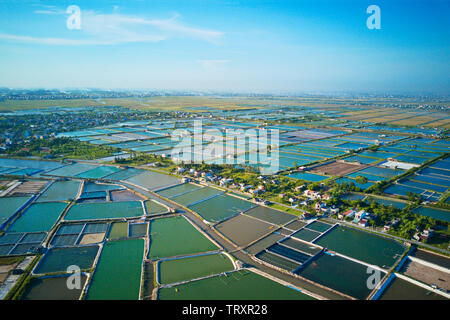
[8,202,67,233]
[34,246,99,274]
[189,194,254,222]
[158,269,314,300]
[108,222,129,240]
[0,196,31,225]
[144,200,167,215]
[148,216,218,260]
[314,225,405,268]
[86,239,144,300]
[170,186,223,206]
[158,253,234,285]
[64,201,143,221]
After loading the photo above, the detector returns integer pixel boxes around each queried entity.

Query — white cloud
[0,8,224,46]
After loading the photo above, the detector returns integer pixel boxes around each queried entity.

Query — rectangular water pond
[366,197,408,210]
[108,222,129,240]
[86,239,144,300]
[76,166,123,179]
[286,172,328,182]
[64,201,143,221]
[314,226,405,268]
[45,163,98,177]
[8,202,67,233]
[256,250,301,271]
[280,238,322,256]
[148,216,218,260]
[36,180,81,202]
[189,194,254,223]
[156,183,203,199]
[158,253,234,285]
[379,277,447,300]
[296,252,382,299]
[245,233,285,254]
[21,275,87,300]
[82,182,124,193]
[244,206,296,226]
[144,200,167,215]
[215,214,274,247]
[0,196,31,226]
[412,206,450,223]
[158,269,313,300]
[34,246,99,274]
[305,220,334,233]
[292,228,321,242]
[268,243,312,264]
[170,186,223,206]
[103,168,144,180]
[126,170,180,191]
[129,223,148,238]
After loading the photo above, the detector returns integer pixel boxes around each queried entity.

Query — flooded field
[21,275,87,300]
[86,239,144,300]
[314,225,405,267]
[158,269,314,300]
[34,246,99,274]
[64,201,143,221]
[148,216,218,260]
[158,253,234,285]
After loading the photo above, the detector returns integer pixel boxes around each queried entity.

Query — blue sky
[0,0,448,94]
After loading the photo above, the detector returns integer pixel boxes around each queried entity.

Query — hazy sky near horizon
[0,0,448,94]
